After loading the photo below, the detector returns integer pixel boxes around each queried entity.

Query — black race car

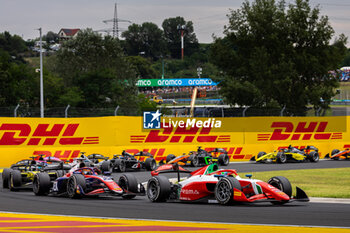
[100,151,157,173]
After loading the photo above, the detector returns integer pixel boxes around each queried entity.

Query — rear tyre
[9,170,22,191]
[166,154,176,163]
[190,155,199,167]
[147,176,171,202]
[276,152,287,163]
[66,174,86,199]
[331,149,340,160]
[218,154,230,166]
[308,151,319,162]
[215,177,242,205]
[33,173,51,196]
[144,158,156,171]
[100,161,111,172]
[268,176,292,204]
[2,168,11,189]
[115,159,126,172]
[119,173,138,199]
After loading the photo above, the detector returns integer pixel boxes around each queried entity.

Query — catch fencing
[0,105,347,118]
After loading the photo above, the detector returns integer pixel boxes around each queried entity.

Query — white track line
[310,197,350,204]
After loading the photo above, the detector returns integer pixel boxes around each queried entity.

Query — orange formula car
[325,148,350,160]
[160,147,230,167]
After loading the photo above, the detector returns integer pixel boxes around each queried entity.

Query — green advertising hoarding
[136,78,218,87]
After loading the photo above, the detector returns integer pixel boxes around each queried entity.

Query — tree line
[0,0,349,116]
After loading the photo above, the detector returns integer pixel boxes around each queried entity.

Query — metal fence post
[280,106,286,116]
[316,107,322,116]
[14,104,20,117]
[242,106,250,117]
[65,104,70,118]
[114,106,120,116]
[221,107,224,117]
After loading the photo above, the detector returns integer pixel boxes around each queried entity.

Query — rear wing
[87,154,108,160]
[301,146,318,151]
[151,163,191,180]
[43,162,71,171]
[208,148,228,154]
[122,151,154,158]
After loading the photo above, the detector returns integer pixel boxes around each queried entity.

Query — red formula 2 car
[33,167,145,199]
[147,163,309,205]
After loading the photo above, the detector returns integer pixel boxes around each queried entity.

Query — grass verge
[238,167,350,198]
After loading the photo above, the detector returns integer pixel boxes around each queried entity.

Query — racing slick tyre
[118,173,138,199]
[276,152,287,163]
[114,159,126,172]
[147,175,171,202]
[268,176,292,205]
[67,174,86,199]
[33,173,51,196]
[145,158,156,171]
[215,177,242,205]
[189,155,199,167]
[55,170,65,178]
[256,151,266,163]
[166,154,176,163]
[100,161,111,172]
[331,149,340,160]
[218,154,230,166]
[308,151,319,162]
[2,168,11,189]
[8,170,22,191]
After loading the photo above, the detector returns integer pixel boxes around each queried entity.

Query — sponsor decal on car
[181,189,200,195]
[234,191,242,197]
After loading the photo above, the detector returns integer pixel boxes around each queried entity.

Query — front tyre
[218,154,230,166]
[268,176,292,205]
[2,168,12,189]
[215,177,242,205]
[144,158,156,171]
[119,173,138,199]
[66,174,86,199]
[9,170,22,191]
[33,173,51,196]
[308,151,319,162]
[276,152,287,163]
[147,176,171,202]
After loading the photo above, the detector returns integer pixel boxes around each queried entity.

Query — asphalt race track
[1,160,350,228]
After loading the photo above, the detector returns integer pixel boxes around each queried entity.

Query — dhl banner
[0,116,348,167]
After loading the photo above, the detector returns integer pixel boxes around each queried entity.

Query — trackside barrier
[0,116,348,167]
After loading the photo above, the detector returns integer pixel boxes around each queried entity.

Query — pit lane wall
[0,116,348,167]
